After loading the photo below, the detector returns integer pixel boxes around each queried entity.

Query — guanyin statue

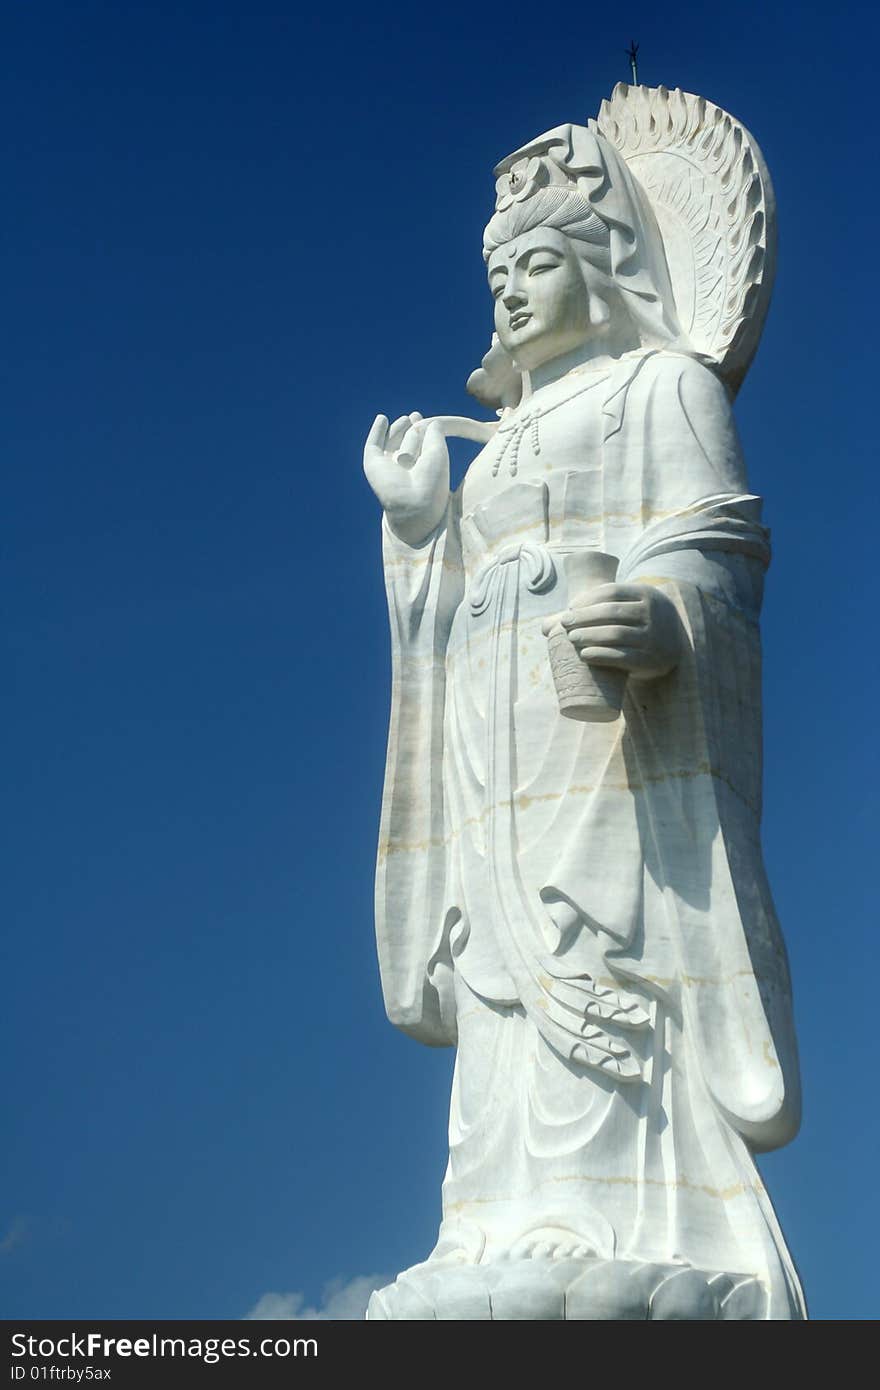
[363,84,805,1321]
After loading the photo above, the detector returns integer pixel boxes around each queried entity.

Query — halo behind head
[593,84,777,395]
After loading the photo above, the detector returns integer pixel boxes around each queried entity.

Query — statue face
[487,227,592,372]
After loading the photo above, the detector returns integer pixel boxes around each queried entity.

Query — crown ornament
[495,156,549,211]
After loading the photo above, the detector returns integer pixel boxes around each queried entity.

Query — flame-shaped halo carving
[592,83,777,395]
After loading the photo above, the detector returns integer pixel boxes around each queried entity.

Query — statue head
[485,222,619,375]
[473,124,684,397]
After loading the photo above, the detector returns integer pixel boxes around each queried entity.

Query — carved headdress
[476,85,776,400]
[484,119,683,353]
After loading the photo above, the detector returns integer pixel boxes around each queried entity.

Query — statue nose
[503,284,526,309]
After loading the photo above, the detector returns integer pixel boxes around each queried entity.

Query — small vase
[544,550,626,722]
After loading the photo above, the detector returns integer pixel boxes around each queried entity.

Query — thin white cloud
[245,1274,388,1322]
[0,1218,27,1255]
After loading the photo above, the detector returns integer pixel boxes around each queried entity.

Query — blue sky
[3,0,876,1321]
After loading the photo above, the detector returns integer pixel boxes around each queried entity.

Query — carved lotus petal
[490,1262,566,1320]
[388,1274,444,1320]
[567,1260,661,1320]
[429,1267,492,1320]
[720,1276,767,1320]
[650,1268,719,1320]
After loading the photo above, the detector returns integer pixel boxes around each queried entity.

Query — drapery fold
[374,351,800,1153]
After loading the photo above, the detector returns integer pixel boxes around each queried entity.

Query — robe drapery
[373,350,803,1316]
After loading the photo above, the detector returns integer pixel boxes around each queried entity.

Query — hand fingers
[420,419,446,450]
[366,414,389,450]
[397,419,429,462]
[412,420,449,474]
[568,625,647,651]
[561,602,645,631]
[578,646,639,668]
[585,582,648,605]
[386,415,413,452]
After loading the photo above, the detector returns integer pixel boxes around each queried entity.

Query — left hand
[363,412,450,547]
[557,582,682,681]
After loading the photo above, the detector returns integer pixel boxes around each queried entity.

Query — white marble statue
[363,85,805,1321]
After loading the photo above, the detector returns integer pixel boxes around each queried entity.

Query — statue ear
[466,334,523,411]
[588,294,611,329]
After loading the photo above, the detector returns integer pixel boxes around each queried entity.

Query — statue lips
[509,311,532,331]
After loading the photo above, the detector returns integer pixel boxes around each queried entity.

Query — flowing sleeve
[533,356,799,1148]
[609,358,800,1151]
[374,499,464,1046]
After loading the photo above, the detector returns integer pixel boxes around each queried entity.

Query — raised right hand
[363,412,450,547]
